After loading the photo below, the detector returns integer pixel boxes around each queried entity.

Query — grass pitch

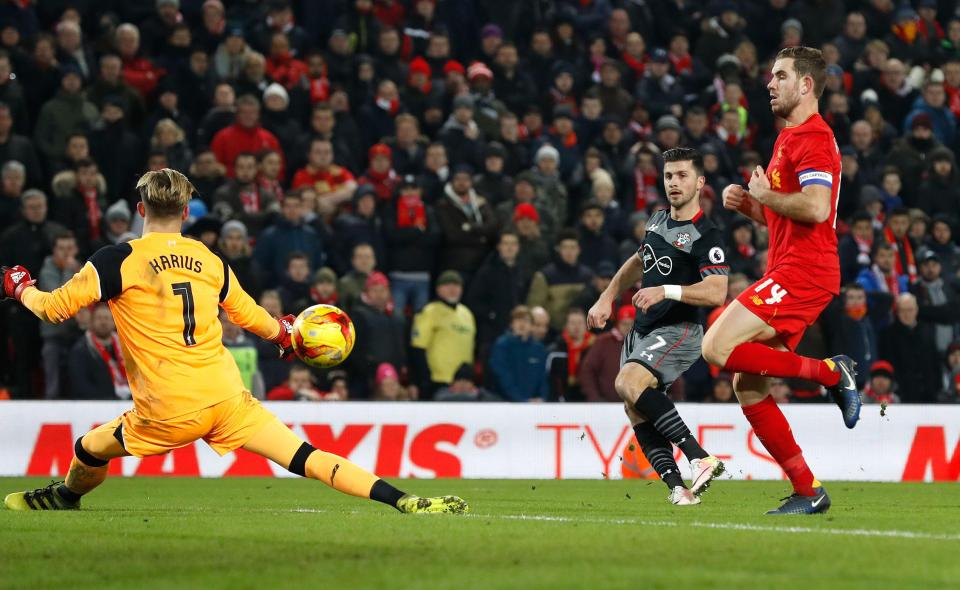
[1,477,958,590]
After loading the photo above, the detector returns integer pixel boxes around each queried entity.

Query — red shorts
[736,271,834,351]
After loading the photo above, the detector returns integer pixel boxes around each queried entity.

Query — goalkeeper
[3,168,467,515]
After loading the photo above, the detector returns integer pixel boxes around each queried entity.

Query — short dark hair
[499,229,519,243]
[287,251,309,265]
[776,46,827,98]
[74,158,96,171]
[662,147,704,176]
[53,230,76,245]
[888,206,910,219]
[556,228,579,246]
[842,282,865,296]
[234,152,257,165]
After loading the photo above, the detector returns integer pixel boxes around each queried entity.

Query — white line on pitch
[289,508,960,541]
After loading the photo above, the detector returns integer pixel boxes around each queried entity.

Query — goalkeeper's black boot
[4,481,80,511]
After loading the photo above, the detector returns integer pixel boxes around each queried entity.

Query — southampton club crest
[673,232,691,248]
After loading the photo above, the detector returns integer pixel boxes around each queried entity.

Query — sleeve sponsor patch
[708,246,725,264]
[797,169,832,188]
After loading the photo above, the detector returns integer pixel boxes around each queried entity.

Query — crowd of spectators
[1,0,959,404]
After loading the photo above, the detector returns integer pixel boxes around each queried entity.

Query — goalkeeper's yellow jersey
[21,232,280,420]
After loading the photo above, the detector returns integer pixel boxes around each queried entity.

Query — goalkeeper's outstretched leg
[4,430,128,511]
[242,418,469,514]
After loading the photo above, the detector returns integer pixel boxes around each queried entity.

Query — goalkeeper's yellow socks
[304,449,382,498]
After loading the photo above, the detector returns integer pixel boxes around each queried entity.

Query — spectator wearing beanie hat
[260,82,300,160]
[495,172,557,241]
[373,362,417,401]
[411,270,476,397]
[862,360,900,404]
[103,200,132,245]
[439,94,483,168]
[539,104,581,181]
[218,219,261,300]
[473,141,514,207]
[332,185,385,274]
[531,143,570,226]
[467,60,507,139]
[436,164,499,282]
[358,143,399,202]
[402,56,437,122]
[579,304,635,402]
[347,271,408,399]
[576,199,619,273]
[384,175,438,319]
[916,148,960,219]
[511,200,552,289]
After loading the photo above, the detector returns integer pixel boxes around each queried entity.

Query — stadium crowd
[1,0,959,404]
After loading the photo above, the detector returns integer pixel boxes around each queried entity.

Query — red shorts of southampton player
[739,113,841,351]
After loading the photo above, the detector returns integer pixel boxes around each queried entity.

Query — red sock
[741,395,817,496]
[724,342,839,387]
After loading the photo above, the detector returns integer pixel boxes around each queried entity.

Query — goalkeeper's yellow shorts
[85,391,275,458]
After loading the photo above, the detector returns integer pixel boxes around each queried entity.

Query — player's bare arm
[633,274,728,314]
[586,253,643,329]
[747,165,831,224]
[722,184,767,225]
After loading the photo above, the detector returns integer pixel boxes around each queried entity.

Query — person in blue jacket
[488,305,548,401]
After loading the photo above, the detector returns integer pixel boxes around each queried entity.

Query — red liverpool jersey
[763,113,841,294]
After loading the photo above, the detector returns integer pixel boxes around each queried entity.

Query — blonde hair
[136,168,195,218]
[151,118,186,149]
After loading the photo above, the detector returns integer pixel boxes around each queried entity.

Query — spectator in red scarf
[301,50,330,105]
[839,212,876,284]
[726,217,760,280]
[359,143,399,202]
[212,152,280,235]
[67,304,130,400]
[402,56,433,121]
[883,207,917,284]
[358,79,403,150]
[114,23,164,99]
[49,158,105,257]
[620,32,647,87]
[210,94,283,178]
[857,241,909,330]
[310,267,339,306]
[265,31,307,90]
[547,307,594,401]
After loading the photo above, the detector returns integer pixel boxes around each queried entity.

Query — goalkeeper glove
[2,265,37,302]
[273,314,296,360]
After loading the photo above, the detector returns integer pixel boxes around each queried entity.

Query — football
[291,304,356,369]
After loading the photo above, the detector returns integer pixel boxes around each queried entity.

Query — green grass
[1,477,958,590]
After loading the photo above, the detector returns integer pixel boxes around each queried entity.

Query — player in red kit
[702,46,859,515]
